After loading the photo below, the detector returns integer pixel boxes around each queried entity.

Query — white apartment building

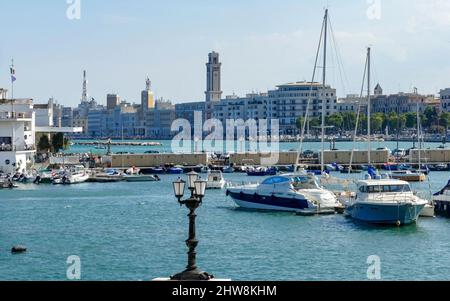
[268,81,337,134]
[212,82,337,135]
[0,92,36,174]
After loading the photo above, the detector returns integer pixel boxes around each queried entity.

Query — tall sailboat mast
[320,9,328,173]
[367,47,371,166]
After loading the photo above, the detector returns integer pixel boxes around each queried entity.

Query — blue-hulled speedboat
[345,178,427,225]
[169,167,184,174]
[226,174,339,213]
[246,167,277,176]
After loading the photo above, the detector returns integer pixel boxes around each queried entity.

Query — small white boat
[124,174,159,182]
[53,166,89,185]
[420,203,435,217]
[206,171,226,189]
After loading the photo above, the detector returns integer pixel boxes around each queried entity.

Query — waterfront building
[34,98,55,127]
[87,100,140,138]
[205,51,222,119]
[337,85,438,115]
[175,101,205,131]
[210,81,337,135]
[268,81,337,135]
[371,91,437,114]
[0,93,36,174]
[440,88,450,112]
[145,101,176,139]
[61,106,74,128]
[72,115,88,136]
[213,93,268,125]
[107,94,120,111]
[87,108,107,137]
[336,94,366,113]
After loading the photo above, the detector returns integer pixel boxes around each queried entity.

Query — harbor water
[2,141,450,280]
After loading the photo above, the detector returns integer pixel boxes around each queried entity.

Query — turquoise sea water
[2,141,450,281]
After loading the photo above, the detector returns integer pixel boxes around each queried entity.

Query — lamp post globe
[173,178,186,201]
[187,171,199,190]
[194,179,207,199]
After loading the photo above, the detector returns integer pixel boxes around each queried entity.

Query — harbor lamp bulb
[187,171,199,190]
[194,180,207,199]
[173,178,186,200]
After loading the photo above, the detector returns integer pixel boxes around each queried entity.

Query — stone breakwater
[73,141,162,147]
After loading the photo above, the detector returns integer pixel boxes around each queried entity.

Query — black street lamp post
[171,172,214,281]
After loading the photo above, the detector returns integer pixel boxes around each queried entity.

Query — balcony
[0,144,36,152]
[0,112,33,121]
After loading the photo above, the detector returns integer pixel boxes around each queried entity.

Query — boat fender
[396,220,401,227]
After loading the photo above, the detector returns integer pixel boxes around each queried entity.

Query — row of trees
[37,133,70,154]
[296,107,450,135]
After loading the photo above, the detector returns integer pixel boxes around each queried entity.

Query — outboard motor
[33,175,41,184]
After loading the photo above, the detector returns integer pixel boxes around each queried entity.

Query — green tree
[424,106,439,128]
[371,113,384,133]
[37,135,51,153]
[296,117,305,131]
[326,113,344,131]
[404,112,417,129]
[51,133,69,153]
[439,112,450,128]
[342,111,357,131]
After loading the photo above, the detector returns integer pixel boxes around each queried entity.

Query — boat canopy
[260,175,321,190]
[261,176,290,185]
[358,183,411,193]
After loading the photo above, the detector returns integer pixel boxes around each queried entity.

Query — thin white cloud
[406,0,450,32]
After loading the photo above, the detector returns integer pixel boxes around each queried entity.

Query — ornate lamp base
[170,268,214,281]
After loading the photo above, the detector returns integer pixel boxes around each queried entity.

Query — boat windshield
[261,176,290,185]
[359,184,411,193]
[291,176,320,190]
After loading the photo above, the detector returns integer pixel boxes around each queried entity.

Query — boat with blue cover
[169,167,184,174]
[226,174,339,212]
[246,167,278,176]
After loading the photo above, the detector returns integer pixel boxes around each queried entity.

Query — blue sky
[1,0,449,106]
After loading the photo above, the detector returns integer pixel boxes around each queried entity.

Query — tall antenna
[82,70,88,102]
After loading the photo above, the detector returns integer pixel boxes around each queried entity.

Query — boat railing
[226,181,260,188]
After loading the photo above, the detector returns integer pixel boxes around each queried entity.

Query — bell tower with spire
[205,51,222,119]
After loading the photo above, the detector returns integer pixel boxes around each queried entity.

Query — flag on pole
[10,66,16,82]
